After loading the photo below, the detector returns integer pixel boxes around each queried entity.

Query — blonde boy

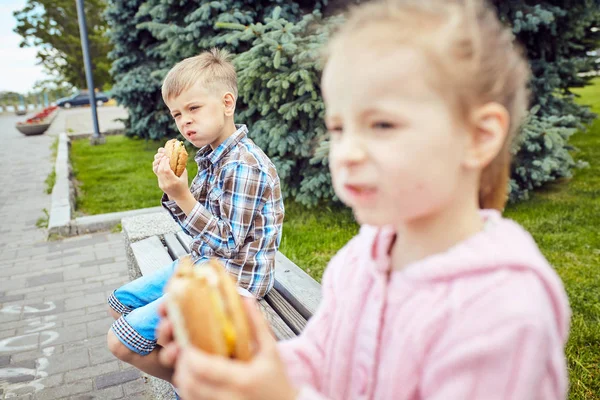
[106,48,284,381]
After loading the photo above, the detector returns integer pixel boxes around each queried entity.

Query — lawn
[70,137,198,215]
[504,79,600,399]
[69,78,599,399]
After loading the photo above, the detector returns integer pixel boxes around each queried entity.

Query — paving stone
[64,361,120,383]
[85,384,124,400]
[40,373,65,388]
[26,272,64,288]
[89,344,116,366]
[87,304,110,315]
[64,311,108,327]
[63,266,101,281]
[87,318,113,338]
[0,355,10,366]
[44,348,89,375]
[32,379,92,400]
[65,293,105,311]
[45,251,80,261]
[9,348,45,363]
[79,257,115,268]
[0,293,25,302]
[95,369,141,390]
[84,273,122,284]
[42,323,88,346]
[122,377,149,396]
[63,335,107,352]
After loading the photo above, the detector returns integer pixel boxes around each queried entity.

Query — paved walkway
[46,106,127,137]
[0,113,150,399]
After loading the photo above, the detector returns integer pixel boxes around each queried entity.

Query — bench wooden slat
[264,290,307,335]
[175,230,321,319]
[164,233,188,259]
[258,300,296,340]
[176,231,192,252]
[274,252,322,320]
[131,236,173,276]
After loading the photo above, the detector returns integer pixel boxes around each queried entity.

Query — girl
[157,0,571,398]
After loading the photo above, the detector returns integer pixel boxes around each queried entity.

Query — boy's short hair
[161,48,238,102]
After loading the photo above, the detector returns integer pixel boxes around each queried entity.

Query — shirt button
[192,251,198,257]
[171,207,176,211]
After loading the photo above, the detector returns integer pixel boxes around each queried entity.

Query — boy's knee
[107,329,136,362]
[108,306,121,320]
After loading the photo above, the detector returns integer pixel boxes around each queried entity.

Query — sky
[0,0,51,94]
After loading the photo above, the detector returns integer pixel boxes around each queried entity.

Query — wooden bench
[121,212,322,399]
[131,230,322,339]
[122,209,322,328]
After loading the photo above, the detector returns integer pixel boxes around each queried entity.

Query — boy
[106,48,285,382]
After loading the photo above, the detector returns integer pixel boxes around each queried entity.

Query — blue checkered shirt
[162,125,285,298]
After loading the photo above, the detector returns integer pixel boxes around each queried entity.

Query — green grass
[44,137,59,194]
[70,79,599,399]
[279,202,358,281]
[503,78,600,399]
[70,136,198,215]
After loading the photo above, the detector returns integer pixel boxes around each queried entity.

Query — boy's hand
[153,151,190,203]
[157,299,299,400]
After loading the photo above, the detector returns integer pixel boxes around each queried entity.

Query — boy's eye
[190,106,199,111]
[172,113,180,119]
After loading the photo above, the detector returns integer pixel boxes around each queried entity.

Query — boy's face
[166,81,233,149]
[322,40,471,227]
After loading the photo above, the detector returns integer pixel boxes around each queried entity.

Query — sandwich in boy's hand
[164,256,253,360]
[164,139,188,177]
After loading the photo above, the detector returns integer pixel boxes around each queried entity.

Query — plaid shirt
[162,125,285,298]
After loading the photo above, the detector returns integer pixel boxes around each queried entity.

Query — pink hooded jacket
[278,210,571,400]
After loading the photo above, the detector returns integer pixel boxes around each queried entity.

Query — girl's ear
[223,92,236,117]
[463,102,510,170]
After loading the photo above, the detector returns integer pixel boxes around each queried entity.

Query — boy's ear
[463,102,510,169]
[223,92,236,117]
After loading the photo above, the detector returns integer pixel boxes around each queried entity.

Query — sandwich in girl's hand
[164,256,253,361]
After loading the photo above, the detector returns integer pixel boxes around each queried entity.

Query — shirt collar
[194,124,248,166]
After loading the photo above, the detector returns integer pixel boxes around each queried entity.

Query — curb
[47,132,166,237]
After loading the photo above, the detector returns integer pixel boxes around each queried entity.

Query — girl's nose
[333,132,367,165]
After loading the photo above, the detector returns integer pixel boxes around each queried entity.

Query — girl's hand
[155,155,189,202]
[160,299,299,400]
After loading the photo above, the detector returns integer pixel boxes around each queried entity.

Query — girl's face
[323,43,471,227]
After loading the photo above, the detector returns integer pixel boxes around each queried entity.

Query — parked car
[15,105,27,116]
[56,92,109,108]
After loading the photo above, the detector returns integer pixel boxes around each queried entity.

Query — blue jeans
[108,259,179,355]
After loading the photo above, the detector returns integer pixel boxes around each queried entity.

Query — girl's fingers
[156,317,174,347]
[244,298,276,353]
[158,342,179,369]
[157,301,167,317]
[177,349,244,385]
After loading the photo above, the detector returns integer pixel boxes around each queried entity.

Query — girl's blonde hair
[327,0,530,210]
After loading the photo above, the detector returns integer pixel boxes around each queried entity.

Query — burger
[164,257,253,360]
[164,139,188,177]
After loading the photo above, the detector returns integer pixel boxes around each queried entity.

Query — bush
[105,0,600,205]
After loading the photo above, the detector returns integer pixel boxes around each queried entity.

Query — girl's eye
[327,126,343,135]
[373,121,395,130]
